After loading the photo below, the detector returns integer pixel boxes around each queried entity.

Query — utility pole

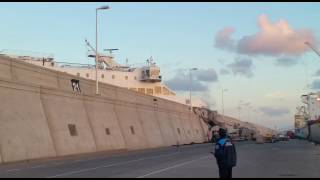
[189,68,198,112]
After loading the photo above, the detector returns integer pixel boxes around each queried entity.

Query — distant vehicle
[271,135,278,143]
[264,134,273,143]
[233,137,246,141]
[278,134,289,141]
[286,131,295,139]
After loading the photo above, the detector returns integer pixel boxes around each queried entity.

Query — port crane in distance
[305,41,320,57]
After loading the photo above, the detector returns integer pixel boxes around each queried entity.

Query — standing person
[214,128,237,178]
[211,130,216,143]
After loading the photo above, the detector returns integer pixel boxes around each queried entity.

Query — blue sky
[1,2,320,130]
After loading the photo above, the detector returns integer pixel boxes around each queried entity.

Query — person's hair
[219,128,227,137]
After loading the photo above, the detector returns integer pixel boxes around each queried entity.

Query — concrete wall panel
[180,113,195,143]
[0,57,12,80]
[0,81,56,163]
[156,111,178,146]
[98,83,118,100]
[114,105,148,150]
[168,112,188,145]
[12,61,58,89]
[137,108,164,148]
[190,114,206,143]
[117,88,137,104]
[40,90,97,156]
[84,98,126,151]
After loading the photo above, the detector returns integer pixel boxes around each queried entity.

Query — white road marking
[30,165,46,169]
[52,162,65,165]
[6,169,20,172]
[47,152,180,178]
[136,155,211,178]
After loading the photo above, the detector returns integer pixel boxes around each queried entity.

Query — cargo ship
[0,39,207,109]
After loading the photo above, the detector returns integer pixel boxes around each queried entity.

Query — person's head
[218,128,227,138]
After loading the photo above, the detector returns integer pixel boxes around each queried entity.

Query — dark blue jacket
[214,137,237,168]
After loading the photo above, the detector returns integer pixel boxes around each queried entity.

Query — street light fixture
[189,68,198,112]
[95,5,110,95]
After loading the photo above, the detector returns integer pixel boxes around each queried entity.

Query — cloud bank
[259,106,290,117]
[275,57,299,67]
[165,68,218,92]
[311,79,320,90]
[214,14,317,57]
[227,57,254,78]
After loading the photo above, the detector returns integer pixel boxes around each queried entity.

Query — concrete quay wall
[0,56,207,163]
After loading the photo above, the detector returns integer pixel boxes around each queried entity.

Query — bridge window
[134,76,137,80]
[155,86,162,94]
[146,88,154,95]
[112,75,115,79]
[138,88,145,94]
[129,88,137,92]
[101,74,105,78]
[177,128,181,135]
[125,76,128,80]
[163,87,170,95]
[86,73,90,78]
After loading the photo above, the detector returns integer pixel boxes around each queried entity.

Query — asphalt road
[0,139,319,178]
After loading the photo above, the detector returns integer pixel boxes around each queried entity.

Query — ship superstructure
[0,44,207,108]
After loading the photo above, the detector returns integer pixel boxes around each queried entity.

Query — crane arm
[305,42,320,57]
[85,39,102,57]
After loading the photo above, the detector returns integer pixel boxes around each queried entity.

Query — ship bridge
[140,57,162,83]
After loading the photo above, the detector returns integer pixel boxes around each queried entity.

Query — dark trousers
[218,166,232,178]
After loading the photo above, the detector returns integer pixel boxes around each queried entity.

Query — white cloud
[215,14,317,57]
[214,27,236,50]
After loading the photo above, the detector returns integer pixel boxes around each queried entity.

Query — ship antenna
[104,48,119,55]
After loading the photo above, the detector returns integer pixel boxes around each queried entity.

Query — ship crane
[305,41,320,57]
[85,39,123,69]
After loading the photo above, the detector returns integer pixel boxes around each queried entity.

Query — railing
[54,61,95,69]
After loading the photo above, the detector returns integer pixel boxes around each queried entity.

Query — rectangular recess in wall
[130,126,135,135]
[105,128,111,135]
[68,124,78,136]
[177,128,181,135]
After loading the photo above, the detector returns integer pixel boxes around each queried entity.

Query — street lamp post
[238,100,251,121]
[189,68,198,112]
[95,5,110,95]
[247,105,252,122]
[222,88,228,121]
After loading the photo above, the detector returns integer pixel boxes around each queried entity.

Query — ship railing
[55,61,95,69]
